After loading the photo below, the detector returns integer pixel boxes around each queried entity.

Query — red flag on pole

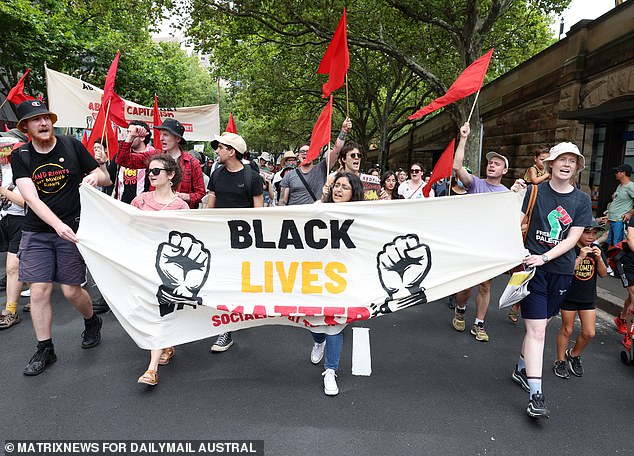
[408,49,494,120]
[226,113,237,133]
[317,9,349,98]
[153,94,162,150]
[85,107,119,160]
[423,139,456,197]
[6,69,36,104]
[301,96,333,166]
[101,51,127,127]
[81,130,88,147]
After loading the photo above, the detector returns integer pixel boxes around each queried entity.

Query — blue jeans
[607,220,625,246]
[311,330,343,371]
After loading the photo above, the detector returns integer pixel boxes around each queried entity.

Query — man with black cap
[599,163,634,250]
[206,132,263,352]
[10,100,111,376]
[117,118,206,208]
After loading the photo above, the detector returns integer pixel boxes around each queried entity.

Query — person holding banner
[314,171,364,396]
[133,154,189,386]
[514,142,591,419]
[451,122,508,342]
[117,118,205,209]
[10,100,110,376]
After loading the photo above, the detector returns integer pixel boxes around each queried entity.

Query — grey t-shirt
[280,160,328,206]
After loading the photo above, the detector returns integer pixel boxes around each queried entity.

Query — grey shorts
[18,231,86,285]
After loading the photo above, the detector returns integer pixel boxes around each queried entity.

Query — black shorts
[0,214,24,254]
[617,251,634,288]
[560,300,595,311]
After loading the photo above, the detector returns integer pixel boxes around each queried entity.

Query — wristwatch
[541,254,549,263]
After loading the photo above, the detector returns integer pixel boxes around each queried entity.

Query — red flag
[226,113,237,133]
[409,49,494,120]
[86,105,119,160]
[317,9,349,98]
[153,94,162,150]
[101,51,127,127]
[6,69,36,104]
[301,96,333,165]
[81,130,88,147]
[423,139,455,197]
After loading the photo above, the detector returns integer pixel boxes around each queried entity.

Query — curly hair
[148,153,183,188]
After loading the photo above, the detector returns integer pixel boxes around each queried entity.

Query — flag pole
[0,99,8,112]
[101,100,112,162]
[467,90,481,123]
[345,73,349,118]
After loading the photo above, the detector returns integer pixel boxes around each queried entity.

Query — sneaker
[470,322,489,342]
[23,347,57,376]
[322,368,339,396]
[614,316,628,335]
[81,314,102,349]
[0,309,21,330]
[553,360,569,379]
[311,341,326,364]
[22,303,30,312]
[452,308,466,332]
[622,334,632,351]
[211,332,233,352]
[512,365,530,392]
[21,289,30,298]
[526,393,550,419]
[565,348,583,377]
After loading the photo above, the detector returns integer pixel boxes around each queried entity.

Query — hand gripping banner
[77,186,525,349]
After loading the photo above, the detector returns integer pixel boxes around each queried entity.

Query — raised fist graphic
[372,234,431,316]
[155,231,211,317]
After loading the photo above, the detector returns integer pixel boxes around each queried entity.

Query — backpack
[211,163,259,207]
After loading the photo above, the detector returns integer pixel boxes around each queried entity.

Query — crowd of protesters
[2,98,632,421]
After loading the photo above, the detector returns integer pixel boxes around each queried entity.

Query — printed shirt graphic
[523,182,592,275]
[565,245,606,303]
[10,136,98,233]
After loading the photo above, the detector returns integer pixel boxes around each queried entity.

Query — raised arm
[327,118,352,172]
[452,122,473,188]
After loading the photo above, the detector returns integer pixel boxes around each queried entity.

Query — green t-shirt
[608,181,634,221]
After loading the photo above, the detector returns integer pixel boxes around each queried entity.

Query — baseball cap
[485,151,508,169]
[612,164,633,176]
[210,132,247,155]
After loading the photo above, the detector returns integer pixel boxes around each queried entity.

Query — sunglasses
[410,169,422,174]
[148,167,167,176]
[348,153,362,159]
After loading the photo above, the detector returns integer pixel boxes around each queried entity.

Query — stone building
[388,2,634,214]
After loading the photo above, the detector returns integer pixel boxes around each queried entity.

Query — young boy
[553,220,607,379]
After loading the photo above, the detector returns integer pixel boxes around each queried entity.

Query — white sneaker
[310,341,326,364]
[20,289,30,298]
[322,369,339,396]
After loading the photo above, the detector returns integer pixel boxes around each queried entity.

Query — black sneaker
[565,348,583,377]
[553,360,569,379]
[23,347,57,376]
[211,332,233,352]
[81,314,102,349]
[91,296,110,314]
[527,393,550,419]
[512,365,530,392]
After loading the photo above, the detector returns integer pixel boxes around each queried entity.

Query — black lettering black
[228,220,252,249]
[305,219,328,249]
[279,220,304,249]
[253,219,275,248]
[331,219,355,249]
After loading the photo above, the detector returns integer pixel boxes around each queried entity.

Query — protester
[553,219,607,379]
[10,100,110,376]
[614,214,634,349]
[92,139,113,195]
[513,141,591,419]
[379,170,401,200]
[314,171,364,395]
[206,132,264,352]
[337,143,363,176]
[523,146,551,184]
[398,163,434,199]
[117,118,205,209]
[132,154,189,386]
[397,169,407,185]
[450,123,509,342]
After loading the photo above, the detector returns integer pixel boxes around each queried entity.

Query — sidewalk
[596,274,627,316]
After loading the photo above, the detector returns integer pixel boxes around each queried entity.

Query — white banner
[77,186,526,349]
[45,67,220,141]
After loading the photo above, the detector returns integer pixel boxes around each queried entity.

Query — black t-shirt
[522,182,592,275]
[11,136,98,232]
[208,165,263,208]
[565,244,607,303]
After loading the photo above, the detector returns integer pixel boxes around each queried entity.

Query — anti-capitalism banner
[77,185,526,350]
[45,67,219,141]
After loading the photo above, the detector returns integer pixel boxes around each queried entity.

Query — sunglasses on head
[148,167,167,176]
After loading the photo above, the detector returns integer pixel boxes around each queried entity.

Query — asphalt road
[1,273,632,456]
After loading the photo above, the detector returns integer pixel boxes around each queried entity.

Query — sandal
[159,347,175,365]
[508,308,519,323]
[137,369,158,386]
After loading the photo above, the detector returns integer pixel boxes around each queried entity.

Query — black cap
[16,100,57,133]
[154,118,186,144]
[612,164,633,176]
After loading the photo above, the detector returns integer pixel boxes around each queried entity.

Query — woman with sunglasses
[398,163,434,199]
[311,172,363,395]
[379,171,401,200]
[131,154,189,386]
